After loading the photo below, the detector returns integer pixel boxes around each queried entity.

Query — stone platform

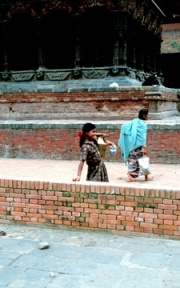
[0,158,179,190]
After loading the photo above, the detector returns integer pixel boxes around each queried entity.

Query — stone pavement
[0,223,180,288]
[0,158,179,190]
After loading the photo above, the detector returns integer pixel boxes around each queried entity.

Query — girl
[72,123,115,182]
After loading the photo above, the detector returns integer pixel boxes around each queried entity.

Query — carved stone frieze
[111,66,119,76]
[45,71,71,80]
[127,68,136,79]
[72,69,81,79]
[36,71,44,80]
[119,69,126,76]
[7,1,37,19]
[41,0,72,15]
[79,0,115,12]
[1,72,11,81]
[11,72,35,82]
[82,70,109,78]
[136,71,145,82]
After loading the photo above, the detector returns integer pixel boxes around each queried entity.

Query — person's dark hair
[80,123,96,147]
[138,109,148,120]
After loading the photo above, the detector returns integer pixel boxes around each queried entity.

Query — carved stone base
[0,68,163,86]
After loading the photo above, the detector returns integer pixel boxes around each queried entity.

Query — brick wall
[0,124,180,164]
[0,179,180,240]
[0,90,148,120]
[0,88,178,120]
[161,23,180,54]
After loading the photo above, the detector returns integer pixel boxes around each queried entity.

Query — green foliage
[6,210,11,215]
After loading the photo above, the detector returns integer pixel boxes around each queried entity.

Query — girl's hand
[72,176,81,182]
[108,141,116,146]
[104,139,116,146]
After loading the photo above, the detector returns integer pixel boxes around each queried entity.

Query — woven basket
[97,136,107,158]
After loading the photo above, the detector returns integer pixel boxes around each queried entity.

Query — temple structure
[0,0,164,85]
[0,1,179,122]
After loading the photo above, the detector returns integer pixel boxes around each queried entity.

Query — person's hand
[108,141,116,146]
[72,176,81,182]
[142,146,147,155]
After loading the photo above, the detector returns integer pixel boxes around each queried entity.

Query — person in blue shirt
[118,109,153,182]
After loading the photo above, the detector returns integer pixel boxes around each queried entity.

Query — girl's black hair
[138,109,148,120]
[80,123,96,147]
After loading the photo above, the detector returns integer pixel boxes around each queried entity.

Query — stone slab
[0,224,180,288]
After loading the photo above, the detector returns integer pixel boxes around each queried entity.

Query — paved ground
[0,158,180,190]
[0,223,180,288]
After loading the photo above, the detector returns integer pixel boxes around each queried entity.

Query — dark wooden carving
[119,14,127,66]
[7,1,37,19]
[133,1,145,22]
[3,20,9,71]
[41,0,72,15]
[79,0,115,12]
[112,11,120,66]
[0,0,164,83]
[73,14,82,68]
[127,0,136,12]
[142,10,152,27]
[36,17,44,69]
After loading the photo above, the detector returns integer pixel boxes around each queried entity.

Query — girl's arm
[72,160,84,181]
[103,138,116,146]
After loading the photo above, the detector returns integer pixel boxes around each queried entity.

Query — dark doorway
[82,7,112,68]
[161,53,180,88]
[0,23,4,71]
[9,14,38,71]
[43,11,74,69]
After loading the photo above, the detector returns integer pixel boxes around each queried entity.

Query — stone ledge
[0,119,180,130]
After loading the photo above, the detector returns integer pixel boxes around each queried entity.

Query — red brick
[158,204,177,210]
[159,225,177,230]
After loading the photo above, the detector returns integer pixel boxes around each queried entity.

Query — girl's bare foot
[145,175,154,181]
[127,175,135,182]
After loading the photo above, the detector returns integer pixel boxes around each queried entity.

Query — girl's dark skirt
[87,160,109,182]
